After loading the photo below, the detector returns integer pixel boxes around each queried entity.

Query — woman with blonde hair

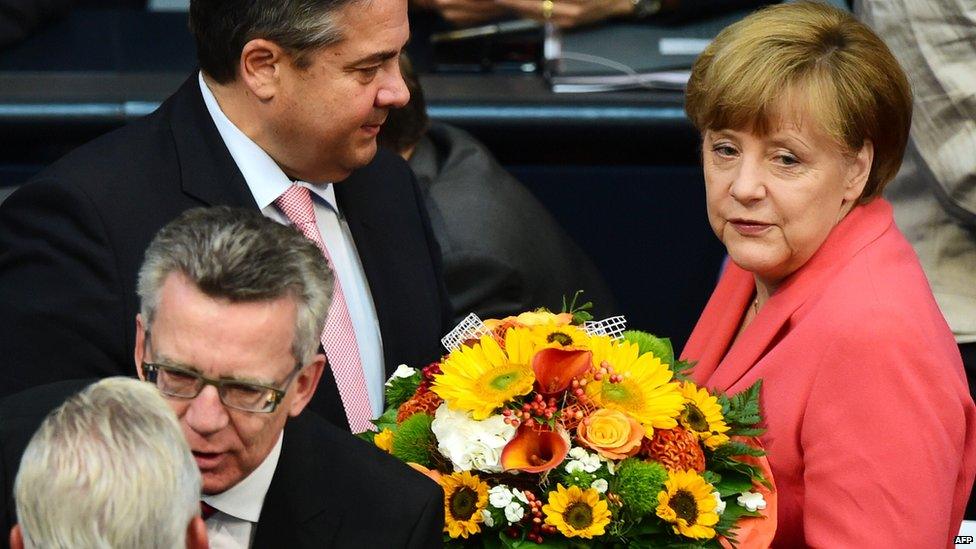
[681,2,976,546]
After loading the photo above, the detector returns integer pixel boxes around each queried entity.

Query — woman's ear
[844,139,874,202]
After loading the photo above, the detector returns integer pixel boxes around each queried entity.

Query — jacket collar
[686,199,895,391]
[252,415,342,547]
[167,73,258,210]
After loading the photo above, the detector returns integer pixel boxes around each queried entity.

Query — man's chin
[330,144,379,183]
[200,471,239,496]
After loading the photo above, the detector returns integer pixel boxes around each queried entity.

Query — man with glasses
[0,207,443,549]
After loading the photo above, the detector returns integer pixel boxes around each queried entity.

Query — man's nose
[376,68,410,109]
[183,385,230,435]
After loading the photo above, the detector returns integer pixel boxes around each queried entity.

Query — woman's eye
[777,154,800,166]
[712,145,737,157]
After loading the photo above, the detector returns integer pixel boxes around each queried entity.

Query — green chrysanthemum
[391,413,435,467]
[611,458,668,517]
[385,373,422,410]
[622,330,674,365]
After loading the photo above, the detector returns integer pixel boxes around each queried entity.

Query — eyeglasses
[142,362,302,414]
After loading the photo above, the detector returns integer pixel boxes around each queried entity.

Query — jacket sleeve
[799,324,973,547]
[0,178,132,396]
[405,482,445,549]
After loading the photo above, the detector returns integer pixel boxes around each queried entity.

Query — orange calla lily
[500,425,570,473]
[532,348,593,394]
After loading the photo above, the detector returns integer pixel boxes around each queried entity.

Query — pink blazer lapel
[684,199,895,393]
[707,284,801,392]
[683,264,754,385]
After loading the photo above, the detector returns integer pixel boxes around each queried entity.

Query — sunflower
[528,321,591,351]
[678,382,731,449]
[655,469,720,540]
[542,484,611,539]
[440,471,489,539]
[432,329,535,419]
[584,337,683,432]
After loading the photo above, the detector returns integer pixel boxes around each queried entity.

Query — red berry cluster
[502,394,558,428]
[523,491,557,543]
[592,361,624,384]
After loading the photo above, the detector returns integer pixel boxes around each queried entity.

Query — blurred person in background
[681,3,975,545]
[411,0,773,30]
[378,54,618,322]
[8,377,207,549]
[856,0,976,521]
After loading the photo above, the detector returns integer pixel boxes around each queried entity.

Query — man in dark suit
[0,207,443,549]
[378,56,618,323]
[0,0,450,432]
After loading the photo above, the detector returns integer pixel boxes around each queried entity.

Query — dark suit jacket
[0,75,451,430]
[0,379,445,549]
[410,122,617,324]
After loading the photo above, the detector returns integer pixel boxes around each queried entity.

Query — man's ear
[239,38,287,102]
[135,314,147,380]
[844,139,873,203]
[186,516,208,549]
[10,524,23,549]
[287,354,326,418]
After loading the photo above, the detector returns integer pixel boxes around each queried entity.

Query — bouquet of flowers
[368,299,774,547]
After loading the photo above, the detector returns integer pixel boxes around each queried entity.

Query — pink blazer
[682,199,976,548]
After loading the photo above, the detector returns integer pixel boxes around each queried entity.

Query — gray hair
[137,206,333,364]
[14,378,200,549]
[190,0,370,84]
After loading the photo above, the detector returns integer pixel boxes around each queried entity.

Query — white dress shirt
[198,73,386,417]
[201,433,283,549]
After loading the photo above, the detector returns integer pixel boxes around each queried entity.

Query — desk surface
[0,9,699,164]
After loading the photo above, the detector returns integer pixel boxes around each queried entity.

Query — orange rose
[485,311,573,331]
[577,409,644,460]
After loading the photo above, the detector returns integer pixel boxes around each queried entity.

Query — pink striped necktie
[274,184,374,433]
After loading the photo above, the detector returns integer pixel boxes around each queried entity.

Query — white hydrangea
[737,491,767,513]
[431,404,516,473]
[591,479,609,494]
[385,364,416,386]
[564,446,602,474]
[712,492,726,515]
[504,502,525,523]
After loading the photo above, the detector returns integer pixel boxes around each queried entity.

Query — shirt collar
[201,431,283,523]
[197,72,337,212]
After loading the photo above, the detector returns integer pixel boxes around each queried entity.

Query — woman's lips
[729,219,772,235]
